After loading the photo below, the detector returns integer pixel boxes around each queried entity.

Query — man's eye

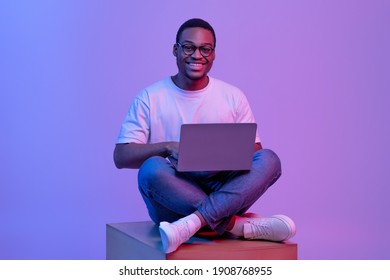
[200,47,212,53]
[183,45,195,51]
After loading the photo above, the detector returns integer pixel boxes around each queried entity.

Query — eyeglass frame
[176,42,215,57]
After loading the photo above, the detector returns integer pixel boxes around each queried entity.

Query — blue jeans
[138,149,281,234]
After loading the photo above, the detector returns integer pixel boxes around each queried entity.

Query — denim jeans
[138,149,281,234]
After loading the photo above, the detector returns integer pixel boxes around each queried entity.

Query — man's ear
[173,44,178,57]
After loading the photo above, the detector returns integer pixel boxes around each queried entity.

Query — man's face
[173,27,215,82]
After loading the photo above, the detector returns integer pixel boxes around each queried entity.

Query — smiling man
[114,18,296,253]
[172,25,215,90]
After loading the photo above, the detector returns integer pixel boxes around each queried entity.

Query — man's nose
[191,48,203,58]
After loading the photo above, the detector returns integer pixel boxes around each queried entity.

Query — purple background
[1,0,389,259]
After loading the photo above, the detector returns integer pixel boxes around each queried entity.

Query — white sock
[228,213,262,236]
[174,213,202,235]
[228,216,246,236]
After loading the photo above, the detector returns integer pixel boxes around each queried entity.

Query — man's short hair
[176,18,216,47]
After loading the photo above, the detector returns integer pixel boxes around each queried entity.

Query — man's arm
[113,142,179,169]
[254,142,263,151]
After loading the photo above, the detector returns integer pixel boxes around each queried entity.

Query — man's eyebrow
[180,40,213,46]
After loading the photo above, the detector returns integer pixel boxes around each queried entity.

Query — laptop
[169,123,257,172]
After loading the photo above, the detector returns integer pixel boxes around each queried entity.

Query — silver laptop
[169,123,257,172]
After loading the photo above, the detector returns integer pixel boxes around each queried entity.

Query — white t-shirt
[116,76,260,144]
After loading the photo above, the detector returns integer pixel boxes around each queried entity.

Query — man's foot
[241,212,261,219]
[243,215,296,242]
[226,212,262,237]
[159,220,197,253]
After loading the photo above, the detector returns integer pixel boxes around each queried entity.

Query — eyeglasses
[176,43,214,57]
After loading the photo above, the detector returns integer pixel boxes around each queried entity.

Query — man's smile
[187,62,206,71]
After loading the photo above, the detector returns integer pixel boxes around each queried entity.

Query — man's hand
[254,142,263,151]
[165,141,179,159]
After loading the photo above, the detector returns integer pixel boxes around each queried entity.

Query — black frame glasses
[176,43,214,57]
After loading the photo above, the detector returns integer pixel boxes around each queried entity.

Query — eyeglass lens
[178,43,213,57]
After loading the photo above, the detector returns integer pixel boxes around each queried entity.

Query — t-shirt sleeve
[235,92,261,143]
[116,91,150,144]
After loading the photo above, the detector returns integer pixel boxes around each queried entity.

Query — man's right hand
[165,141,179,160]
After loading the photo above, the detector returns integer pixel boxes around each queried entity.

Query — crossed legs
[138,149,295,253]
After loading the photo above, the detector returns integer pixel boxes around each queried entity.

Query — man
[114,18,296,253]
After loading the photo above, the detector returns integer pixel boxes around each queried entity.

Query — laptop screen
[176,123,257,172]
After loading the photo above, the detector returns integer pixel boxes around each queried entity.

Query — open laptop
[169,123,257,172]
